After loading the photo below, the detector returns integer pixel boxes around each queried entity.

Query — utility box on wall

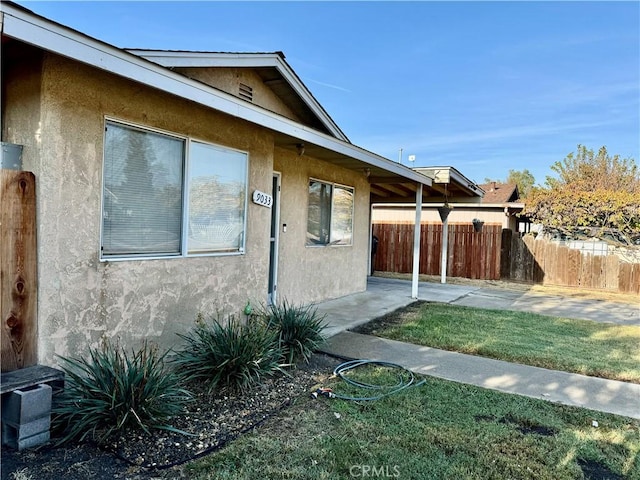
[0,142,24,170]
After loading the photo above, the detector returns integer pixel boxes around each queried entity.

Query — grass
[362,302,640,383]
[184,364,640,479]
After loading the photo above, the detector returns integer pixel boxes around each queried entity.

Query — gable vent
[239,83,253,102]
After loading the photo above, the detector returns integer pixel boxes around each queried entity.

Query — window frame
[100,118,249,261]
[306,177,355,248]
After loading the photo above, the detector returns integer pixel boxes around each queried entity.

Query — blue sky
[16,1,640,186]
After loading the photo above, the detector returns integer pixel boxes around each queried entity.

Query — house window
[306,179,354,246]
[101,120,248,259]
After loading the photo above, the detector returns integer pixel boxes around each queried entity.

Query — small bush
[174,314,284,393]
[53,340,191,444]
[261,300,327,364]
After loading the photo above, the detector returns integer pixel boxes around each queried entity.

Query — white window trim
[306,177,355,248]
[100,117,249,261]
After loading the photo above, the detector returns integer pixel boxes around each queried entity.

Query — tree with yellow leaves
[525,145,640,243]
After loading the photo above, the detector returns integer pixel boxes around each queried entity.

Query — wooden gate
[1,170,38,372]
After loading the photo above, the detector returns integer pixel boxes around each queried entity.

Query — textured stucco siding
[274,147,369,305]
[175,67,302,122]
[6,52,273,366]
[372,206,509,227]
[1,43,44,166]
[2,48,371,367]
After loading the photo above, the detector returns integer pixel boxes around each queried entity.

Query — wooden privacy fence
[373,222,639,294]
[503,230,640,295]
[372,223,502,280]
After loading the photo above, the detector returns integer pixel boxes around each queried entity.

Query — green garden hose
[331,359,426,401]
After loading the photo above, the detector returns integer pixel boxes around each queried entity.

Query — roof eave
[126,49,349,142]
[0,2,430,189]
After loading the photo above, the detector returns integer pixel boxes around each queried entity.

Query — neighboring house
[372,176,525,231]
[1,2,473,369]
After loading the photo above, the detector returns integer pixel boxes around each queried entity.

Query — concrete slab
[316,277,483,338]
[322,332,640,420]
[316,277,640,420]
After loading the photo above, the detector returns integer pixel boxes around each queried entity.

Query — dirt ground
[1,354,342,480]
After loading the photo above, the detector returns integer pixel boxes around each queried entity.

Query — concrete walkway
[316,277,640,419]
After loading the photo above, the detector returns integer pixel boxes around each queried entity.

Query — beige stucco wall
[2,46,371,367]
[274,147,370,305]
[175,67,301,122]
[4,50,275,366]
[1,43,43,165]
[372,206,512,228]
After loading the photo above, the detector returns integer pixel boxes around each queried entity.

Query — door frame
[268,172,281,305]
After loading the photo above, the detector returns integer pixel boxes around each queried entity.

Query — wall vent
[239,83,253,102]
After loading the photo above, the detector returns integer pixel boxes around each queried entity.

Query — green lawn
[185,364,640,479]
[358,302,640,383]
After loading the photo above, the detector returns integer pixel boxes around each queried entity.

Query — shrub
[261,300,327,364]
[53,340,191,444]
[174,314,284,393]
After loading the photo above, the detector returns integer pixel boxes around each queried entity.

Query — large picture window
[306,179,354,246]
[101,120,248,259]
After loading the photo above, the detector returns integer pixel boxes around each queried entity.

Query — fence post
[500,229,512,279]
[1,170,38,372]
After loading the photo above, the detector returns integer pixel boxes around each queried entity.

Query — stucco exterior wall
[274,147,370,305]
[372,206,512,228]
[4,51,276,366]
[1,42,43,166]
[2,46,372,367]
[175,67,301,122]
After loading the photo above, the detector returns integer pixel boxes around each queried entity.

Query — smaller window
[306,179,354,246]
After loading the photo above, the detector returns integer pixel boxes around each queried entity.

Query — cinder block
[1,384,52,424]
[2,428,50,450]
[1,383,52,450]
[2,415,51,440]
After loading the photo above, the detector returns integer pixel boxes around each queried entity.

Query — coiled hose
[331,359,426,401]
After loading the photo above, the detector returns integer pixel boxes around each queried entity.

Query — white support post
[411,184,423,298]
[440,216,449,284]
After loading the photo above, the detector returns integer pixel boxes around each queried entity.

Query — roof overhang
[126,49,349,142]
[0,2,432,197]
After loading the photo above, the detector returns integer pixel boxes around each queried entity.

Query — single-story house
[1,2,476,370]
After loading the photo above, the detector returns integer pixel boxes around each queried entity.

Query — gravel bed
[1,353,342,480]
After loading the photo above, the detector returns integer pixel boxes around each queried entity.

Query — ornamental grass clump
[53,340,191,444]
[174,314,284,393]
[261,300,328,364]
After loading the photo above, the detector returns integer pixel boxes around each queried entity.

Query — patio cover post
[441,215,449,284]
[411,183,422,298]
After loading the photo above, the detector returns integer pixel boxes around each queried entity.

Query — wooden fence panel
[1,170,38,372]
[507,234,638,294]
[604,256,619,290]
[372,223,502,280]
[373,222,637,293]
[619,263,640,294]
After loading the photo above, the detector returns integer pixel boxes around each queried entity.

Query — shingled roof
[478,182,520,203]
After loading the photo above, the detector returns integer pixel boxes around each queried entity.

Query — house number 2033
[252,190,273,208]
